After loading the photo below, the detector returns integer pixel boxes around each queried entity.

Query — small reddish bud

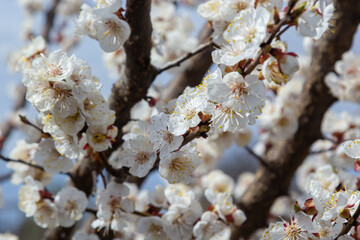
[225,213,235,223]
[146,96,157,107]
[355,159,360,172]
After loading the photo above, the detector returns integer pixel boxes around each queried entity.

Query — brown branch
[45,1,155,239]
[231,0,360,238]
[156,40,214,74]
[108,0,156,151]
[42,0,61,42]
[0,154,44,171]
[18,115,47,135]
[0,172,12,182]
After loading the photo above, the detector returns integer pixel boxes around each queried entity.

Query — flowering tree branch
[231,0,360,238]
[44,1,155,239]
[244,0,298,75]
[108,0,155,149]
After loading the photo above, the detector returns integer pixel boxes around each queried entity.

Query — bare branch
[0,154,44,171]
[42,0,61,42]
[231,0,360,238]
[0,172,12,183]
[156,41,214,74]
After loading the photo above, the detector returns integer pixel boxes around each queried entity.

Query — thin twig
[133,210,154,217]
[0,154,44,171]
[275,25,291,40]
[18,115,46,134]
[244,146,273,171]
[157,41,214,74]
[0,172,12,182]
[309,148,335,155]
[42,0,61,42]
[99,170,107,188]
[98,152,123,178]
[85,208,97,216]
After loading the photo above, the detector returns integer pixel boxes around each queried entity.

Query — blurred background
[1,0,360,238]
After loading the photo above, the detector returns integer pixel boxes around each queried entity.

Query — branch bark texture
[232,1,360,238]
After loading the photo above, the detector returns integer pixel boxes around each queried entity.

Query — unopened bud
[294,201,301,213]
[305,206,318,216]
[339,208,351,219]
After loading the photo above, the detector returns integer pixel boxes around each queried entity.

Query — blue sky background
[0,0,360,235]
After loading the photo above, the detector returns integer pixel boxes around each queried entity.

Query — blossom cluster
[2,0,351,239]
[75,0,130,52]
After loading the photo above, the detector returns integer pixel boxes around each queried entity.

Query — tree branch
[231,1,360,238]
[0,154,44,171]
[42,0,61,42]
[156,40,214,74]
[45,1,155,239]
[244,0,296,75]
[108,0,155,150]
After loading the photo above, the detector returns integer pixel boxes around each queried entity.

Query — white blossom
[34,199,59,229]
[34,138,74,174]
[93,12,130,52]
[136,216,169,240]
[119,135,157,177]
[55,186,88,227]
[18,176,43,217]
[150,112,183,158]
[159,144,201,184]
[223,7,270,46]
[193,211,230,240]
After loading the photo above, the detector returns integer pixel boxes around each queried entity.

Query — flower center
[169,158,185,172]
[284,222,302,239]
[49,65,62,77]
[231,82,248,99]
[136,152,150,164]
[92,133,106,143]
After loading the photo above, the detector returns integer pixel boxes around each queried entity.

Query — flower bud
[279,54,299,77]
[339,207,351,219]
